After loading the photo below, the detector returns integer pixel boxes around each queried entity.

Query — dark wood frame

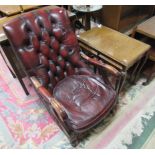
[11,42,120,146]
[102,5,155,33]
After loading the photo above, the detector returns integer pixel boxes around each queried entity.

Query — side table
[78,26,150,92]
[132,16,155,85]
[0,5,22,16]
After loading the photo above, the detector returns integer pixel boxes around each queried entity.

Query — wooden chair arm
[80,52,120,76]
[30,76,67,121]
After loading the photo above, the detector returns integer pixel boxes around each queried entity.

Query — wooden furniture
[132,16,155,39]
[4,7,119,147]
[0,5,42,16]
[20,5,41,12]
[0,5,75,95]
[73,5,102,30]
[78,26,151,92]
[132,16,155,85]
[102,5,155,33]
[0,5,22,16]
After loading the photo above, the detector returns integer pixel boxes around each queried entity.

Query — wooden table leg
[133,52,149,83]
[117,71,127,94]
[130,58,142,84]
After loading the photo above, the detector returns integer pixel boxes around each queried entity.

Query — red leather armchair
[3,7,119,147]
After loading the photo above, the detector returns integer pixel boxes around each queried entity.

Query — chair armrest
[30,77,67,121]
[80,52,120,76]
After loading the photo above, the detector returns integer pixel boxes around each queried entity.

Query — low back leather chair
[3,7,119,147]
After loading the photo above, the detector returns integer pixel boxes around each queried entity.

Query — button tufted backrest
[3,7,86,92]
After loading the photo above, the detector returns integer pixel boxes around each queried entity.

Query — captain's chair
[3,7,119,146]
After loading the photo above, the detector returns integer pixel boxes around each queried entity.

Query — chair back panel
[4,8,85,90]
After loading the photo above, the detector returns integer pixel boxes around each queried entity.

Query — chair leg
[70,138,79,147]
[70,133,79,147]
[43,101,80,147]
[143,77,151,85]
[110,105,117,116]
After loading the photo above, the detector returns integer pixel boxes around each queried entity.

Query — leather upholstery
[4,8,86,92]
[54,74,115,130]
[3,7,116,132]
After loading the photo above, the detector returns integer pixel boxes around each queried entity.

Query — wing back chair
[3,7,120,147]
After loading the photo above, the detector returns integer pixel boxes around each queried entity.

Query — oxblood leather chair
[3,7,119,147]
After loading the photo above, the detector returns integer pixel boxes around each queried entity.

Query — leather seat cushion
[53,74,116,131]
